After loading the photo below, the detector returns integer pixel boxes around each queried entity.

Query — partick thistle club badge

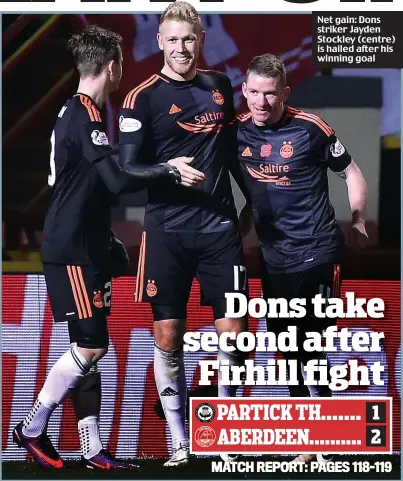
[195,403,216,423]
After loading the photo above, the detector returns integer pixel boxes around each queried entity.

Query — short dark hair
[246,53,287,86]
[67,25,122,78]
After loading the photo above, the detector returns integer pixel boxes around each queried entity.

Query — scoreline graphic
[190,397,393,454]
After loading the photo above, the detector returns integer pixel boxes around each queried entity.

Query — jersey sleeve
[119,89,152,147]
[74,120,113,164]
[324,135,352,172]
[312,119,352,172]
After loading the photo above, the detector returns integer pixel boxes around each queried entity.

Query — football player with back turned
[13,25,202,470]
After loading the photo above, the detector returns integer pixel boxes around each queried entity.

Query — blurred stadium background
[2,14,401,464]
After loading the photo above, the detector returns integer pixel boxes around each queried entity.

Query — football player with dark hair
[237,53,368,464]
[13,24,202,470]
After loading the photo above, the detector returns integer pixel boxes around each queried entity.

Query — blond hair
[159,1,204,36]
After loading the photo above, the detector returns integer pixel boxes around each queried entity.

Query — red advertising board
[2,276,401,460]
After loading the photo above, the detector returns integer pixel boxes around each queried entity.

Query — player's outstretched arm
[166,157,206,187]
[76,119,185,194]
[119,143,205,188]
[94,152,183,195]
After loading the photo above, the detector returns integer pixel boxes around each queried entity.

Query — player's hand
[239,204,254,237]
[348,219,369,250]
[167,157,205,187]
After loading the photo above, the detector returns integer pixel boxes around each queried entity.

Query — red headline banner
[190,397,392,454]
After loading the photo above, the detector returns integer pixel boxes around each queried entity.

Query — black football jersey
[119,70,239,233]
[41,93,114,270]
[237,105,352,273]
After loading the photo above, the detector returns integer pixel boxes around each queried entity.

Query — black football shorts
[134,229,248,320]
[262,261,342,335]
[43,263,112,349]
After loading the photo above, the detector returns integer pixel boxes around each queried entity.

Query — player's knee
[91,347,108,363]
[154,328,183,351]
[76,346,108,364]
[215,316,248,337]
[152,304,186,350]
[68,316,109,358]
[212,298,248,332]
